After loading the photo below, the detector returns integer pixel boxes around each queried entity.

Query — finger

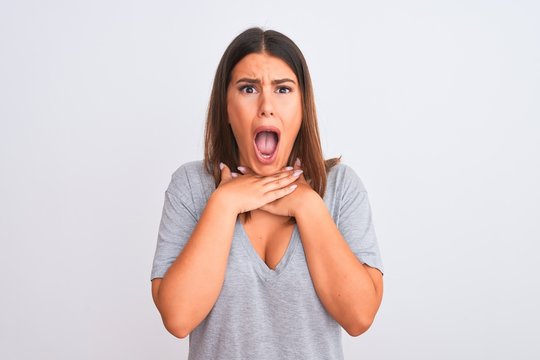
[262,169,303,188]
[237,166,294,178]
[260,168,296,185]
[292,157,309,184]
[237,166,252,175]
[237,165,293,175]
[219,162,233,184]
[263,183,298,203]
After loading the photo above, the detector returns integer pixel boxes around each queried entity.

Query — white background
[1,0,539,359]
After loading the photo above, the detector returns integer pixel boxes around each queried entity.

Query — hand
[237,158,315,217]
[214,162,302,215]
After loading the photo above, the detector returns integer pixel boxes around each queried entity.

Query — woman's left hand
[237,159,316,217]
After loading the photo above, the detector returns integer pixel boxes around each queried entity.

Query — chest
[241,216,296,270]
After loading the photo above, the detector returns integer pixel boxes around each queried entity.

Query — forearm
[157,192,237,337]
[295,193,380,335]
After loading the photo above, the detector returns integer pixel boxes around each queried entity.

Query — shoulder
[171,159,208,180]
[167,160,215,200]
[326,161,367,193]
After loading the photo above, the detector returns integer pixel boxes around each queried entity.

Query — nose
[259,91,274,117]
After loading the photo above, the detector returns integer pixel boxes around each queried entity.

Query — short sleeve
[336,166,384,275]
[150,176,198,281]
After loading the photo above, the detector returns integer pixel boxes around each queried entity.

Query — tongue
[255,131,278,155]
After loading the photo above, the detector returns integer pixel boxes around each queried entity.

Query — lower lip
[253,139,279,165]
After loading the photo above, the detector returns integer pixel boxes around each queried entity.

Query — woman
[150,27,384,359]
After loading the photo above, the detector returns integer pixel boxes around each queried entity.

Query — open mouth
[253,126,280,163]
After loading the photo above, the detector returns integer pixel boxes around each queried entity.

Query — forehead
[230,53,297,81]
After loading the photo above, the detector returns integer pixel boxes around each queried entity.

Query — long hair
[203,27,341,221]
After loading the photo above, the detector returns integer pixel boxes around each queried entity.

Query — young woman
[150,27,384,359]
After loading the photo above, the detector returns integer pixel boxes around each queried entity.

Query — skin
[217,53,383,335]
[227,52,302,177]
[217,154,384,337]
[151,52,383,339]
[220,52,307,217]
[150,53,304,338]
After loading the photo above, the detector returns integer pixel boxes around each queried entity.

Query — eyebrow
[235,77,296,85]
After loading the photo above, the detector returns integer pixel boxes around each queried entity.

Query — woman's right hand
[214,162,302,215]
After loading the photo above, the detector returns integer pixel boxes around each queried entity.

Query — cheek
[282,95,302,124]
[284,101,302,135]
[282,118,302,150]
[228,97,254,122]
[227,106,251,144]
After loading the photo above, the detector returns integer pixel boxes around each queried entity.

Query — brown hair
[203,27,341,221]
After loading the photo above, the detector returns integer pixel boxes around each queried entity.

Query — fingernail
[237,166,247,173]
[295,158,301,167]
[293,170,303,177]
[284,166,294,171]
[231,172,239,178]
[290,184,298,190]
[219,162,225,170]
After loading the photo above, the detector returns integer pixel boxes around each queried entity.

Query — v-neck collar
[236,217,299,283]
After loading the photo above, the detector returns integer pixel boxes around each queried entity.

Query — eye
[239,85,257,94]
[276,86,292,94]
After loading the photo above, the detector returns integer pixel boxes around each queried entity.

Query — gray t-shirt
[151,160,384,360]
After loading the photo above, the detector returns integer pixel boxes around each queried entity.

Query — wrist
[292,188,323,218]
[209,188,240,217]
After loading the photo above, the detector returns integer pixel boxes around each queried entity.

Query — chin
[248,155,287,176]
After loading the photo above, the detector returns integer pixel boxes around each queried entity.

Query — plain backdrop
[1,0,539,359]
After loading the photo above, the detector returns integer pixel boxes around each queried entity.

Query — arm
[153,192,237,338]
[295,193,384,337]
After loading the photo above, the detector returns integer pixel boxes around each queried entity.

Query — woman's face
[227,52,302,176]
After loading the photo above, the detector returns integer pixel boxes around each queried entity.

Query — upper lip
[253,126,281,141]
